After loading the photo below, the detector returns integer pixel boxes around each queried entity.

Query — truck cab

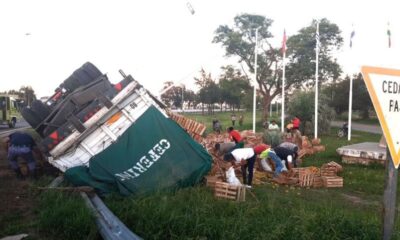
[0,95,19,128]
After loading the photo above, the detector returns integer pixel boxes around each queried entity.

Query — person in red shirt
[292,116,300,130]
[227,127,244,149]
[291,116,302,147]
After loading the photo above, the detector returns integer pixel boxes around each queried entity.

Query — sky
[0,0,399,98]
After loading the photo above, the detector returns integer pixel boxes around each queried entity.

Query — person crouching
[224,148,256,189]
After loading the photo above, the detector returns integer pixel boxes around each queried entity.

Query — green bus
[0,95,19,128]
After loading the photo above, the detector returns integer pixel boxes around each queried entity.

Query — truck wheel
[21,107,42,128]
[8,118,16,128]
[31,100,51,118]
[74,62,102,86]
[63,76,81,92]
[62,62,103,92]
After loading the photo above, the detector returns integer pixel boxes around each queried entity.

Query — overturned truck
[23,62,212,195]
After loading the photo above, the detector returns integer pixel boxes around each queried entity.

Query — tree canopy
[213,14,344,119]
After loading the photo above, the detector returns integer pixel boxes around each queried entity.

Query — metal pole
[314,21,319,139]
[347,75,353,141]
[182,86,184,113]
[281,49,286,133]
[382,150,398,240]
[269,101,272,118]
[252,29,258,133]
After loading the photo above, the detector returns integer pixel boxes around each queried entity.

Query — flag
[186,2,195,15]
[387,23,391,48]
[315,23,320,50]
[282,29,287,54]
[350,29,355,48]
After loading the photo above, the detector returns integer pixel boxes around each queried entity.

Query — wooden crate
[312,145,326,152]
[214,182,246,202]
[325,161,343,173]
[313,176,324,188]
[299,172,315,187]
[311,138,321,145]
[322,176,343,188]
[205,176,221,188]
[320,168,336,176]
[293,167,320,176]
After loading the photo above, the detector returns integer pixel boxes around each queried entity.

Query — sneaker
[245,185,252,189]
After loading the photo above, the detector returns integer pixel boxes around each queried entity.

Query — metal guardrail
[47,176,142,240]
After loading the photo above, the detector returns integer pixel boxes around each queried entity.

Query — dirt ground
[0,135,60,238]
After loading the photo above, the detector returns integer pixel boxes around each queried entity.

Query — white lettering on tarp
[148,150,160,162]
[159,139,171,149]
[140,156,154,168]
[114,139,171,181]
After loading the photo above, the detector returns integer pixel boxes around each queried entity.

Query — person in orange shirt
[227,127,244,149]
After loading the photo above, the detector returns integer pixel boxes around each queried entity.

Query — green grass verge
[36,191,97,240]
[30,111,400,239]
[101,117,400,239]
[184,110,276,134]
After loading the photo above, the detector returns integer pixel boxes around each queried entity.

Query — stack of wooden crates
[293,161,343,188]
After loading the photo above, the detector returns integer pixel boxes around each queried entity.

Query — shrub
[287,90,335,135]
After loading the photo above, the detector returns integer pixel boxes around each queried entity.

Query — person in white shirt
[224,148,256,188]
[268,120,280,131]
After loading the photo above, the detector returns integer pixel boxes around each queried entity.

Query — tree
[213,14,278,119]
[285,18,343,88]
[325,73,372,118]
[287,90,335,135]
[218,65,252,111]
[19,86,36,106]
[183,89,196,109]
[160,81,184,108]
[213,14,343,119]
[194,69,218,114]
[198,81,220,114]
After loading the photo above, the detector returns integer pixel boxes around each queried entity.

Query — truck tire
[75,62,102,86]
[21,107,42,128]
[8,118,16,128]
[62,76,81,92]
[31,100,51,117]
[62,62,102,92]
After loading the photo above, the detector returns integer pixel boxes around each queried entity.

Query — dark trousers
[241,154,256,186]
[8,146,36,171]
[293,146,299,167]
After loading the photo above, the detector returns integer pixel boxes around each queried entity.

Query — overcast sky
[0,0,399,98]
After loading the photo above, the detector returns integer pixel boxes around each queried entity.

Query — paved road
[0,119,31,137]
[331,121,382,134]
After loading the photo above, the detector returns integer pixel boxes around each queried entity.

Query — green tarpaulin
[65,106,212,196]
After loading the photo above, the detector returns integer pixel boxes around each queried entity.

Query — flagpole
[269,100,272,117]
[314,21,319,139]
[252,28,258,133]
[348,75,353,141]
[348,27,355,141]
[281,30,286,133]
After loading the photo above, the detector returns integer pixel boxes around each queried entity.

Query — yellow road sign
[361,66,400,168]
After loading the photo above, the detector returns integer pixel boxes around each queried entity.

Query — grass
[100,112,399,239]
[36,191,98,240]
[23,111,400,239]
[0,176,98,240]
[185,110,278,134]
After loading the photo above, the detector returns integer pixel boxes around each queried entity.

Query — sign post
[382,150,398,240]
[361,66,400,240]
